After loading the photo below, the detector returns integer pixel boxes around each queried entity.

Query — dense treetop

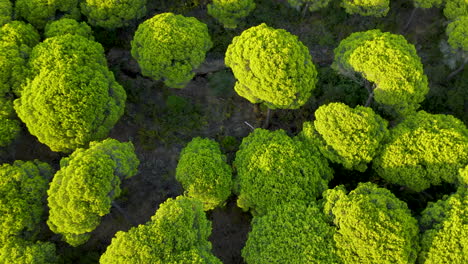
[208,0,256,29]
[341,0,390,17]
[15,0,80,29]
[444,0,468,20]
[0,100,20,147]
[0,0,12,26]
[131,12,213,88]
[80,0,147,29]
[44,18,94,40]
[0,238,58,264]
[287,0,332,12]
[47,139,139,246]
[446,16,468,52]
[225,23,317,109]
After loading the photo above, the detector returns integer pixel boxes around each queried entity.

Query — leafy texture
[47,139,139,246]
[242,200,340,263]
[81,0,147,29]
[333,29,429,115]
[444,0,468,20]
[0,160,53,242]
[131,12,212,88]
[100,196,221,263]
[373,111,468,192]
[287,0,332,12]
[419,187,468,263]
[447,16,468,52]
[0,238,58,264]
[0,98,20,147]
[176,137,232,211]
[225,23,317,109]
[307,102,389,171]
[234,128,333,216]
[341,0,390,17]
[207,0,256,29]
[44,18,94,40]
[15,0,80,29]
[0,0,11,26]
[322,183,420,264]
[413,0,443,8]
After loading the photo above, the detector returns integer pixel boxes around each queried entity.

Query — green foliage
[460,165,468,185]
[100,196,221,263]
[15,34,125,152]
[242,200,340,263]
[0,21,40,47]
[44,18,94,40]
[225,23,318,109]
[15,0,80,29]
[0,0,12,26]
[0,238,58,264]
[207,0,256,29]
[444,0,468,21]
[341,0,390,17]
[0,98,20,147]
[0,160,53,241]
[413,0,443,8]
[307,102,389,171]
[373,111,468,192]
[287,0,332,12]
[419,186,468,263]
[333,29,429,115]
[47,139,139,246]
[176,137,232,211]
[322,182,420,264]
[131,13,213,88]
[81,0,147,29]
[207,69,236,97]
[447,16,468,52]
[233,128,333,216]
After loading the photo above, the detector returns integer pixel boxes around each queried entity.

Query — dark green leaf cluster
[100,196,221,263]
[47,139,139,246]
[81,0,147,29]
[0,237,58,264]
[413,0,443,9]
[44,18,94,40]
[15,0,81,29]
[373,111,468,191]
[131,12,213,88]
[446,16,468,52]
[225,23,318,109]
[207,0,256,29]
[341,0,390,17]
[444,0,468,20]
[322,182,420,264]
[287,0,332,12]
[176,137,232,211]
[0,0,12,26]
[234,128,333,216]
[242,200,340,263]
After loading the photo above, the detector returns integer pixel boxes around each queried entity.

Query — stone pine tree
[233,128,333,216]
[80,0,147,29]
[444,0,468,21]
[175,137,232,211]
[322,182,420,264]
[15,0,81,29]
[0,0,12,26]
[131,13,213,88]
[0,238,58,264]
[100,196,222,263]
[47,139,139,246]
[44,18,94,40]
[341,0,390,17]
[373,111,468,192]
[446,16,468,79]
[208,0,256,29]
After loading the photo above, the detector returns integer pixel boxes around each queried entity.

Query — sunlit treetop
[446,16,468,52]
[80,0,147,29]
[0,238,58,264]
[444,0,468,21]
[341,0,390,17]
[419,186,468,263]
[460,165,468,186]
[226,23,318,109]
[412,0,443,8]
[373,111,468,192]
[44,18,94,40]
[47,139,139,246]
[0,160,53,242]
[131,12,213,88]
[0,0,12,26]
[0,21,40,48]
[207,0,256,29]
[287,0,332,12]
[322,182,420,264]
[100,196,221,264]
[15,0,81,29]
[333,29,429,115]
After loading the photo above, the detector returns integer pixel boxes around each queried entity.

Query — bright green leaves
[447,16,468,52]
[100,196,221,263]
[0,238,58,264]
[0,0,12,26]
[47,139,139,246]
[323,183,420,264]
[305,102,389,171]
[131,13,213,88]
[225,23,318,109]
[15,0,80,29]
[234,128,333,216]
[333,29,429,115]
[208,0,256,29]
[444,0,468,20]
[287,0,332,12]
[176,137,232,211]
[374,111,468,192]
[419,187,468,263]
[242,201,340,263]
[341,0,390,17]
[44,18,94,40]
[81,0,147,29]
[0,160,53,242]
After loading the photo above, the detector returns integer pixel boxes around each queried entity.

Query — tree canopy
[444,0,468,21]
[44,18,94,40]
[242,200,340,263]
[412,0,443,8]
[0,0,12,26]
[446,16,468,52]
[47,139,139,246]
[131,12,213,88]
[100,196,221,263]
[333,29,429,115]
[0,99,20,147]
[233,128,333,216]
[15,0,80,29]
[207,0,256,29]
[287,0,332,13]
[322,182,420,264]
[225,23,317,109]
[373,111,468,191]
[341,0,390,17]
[0,238,58,264]
[80,0,147,29]
[176,137,232,211]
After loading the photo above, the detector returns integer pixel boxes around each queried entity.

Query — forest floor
[1,0,467,263]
